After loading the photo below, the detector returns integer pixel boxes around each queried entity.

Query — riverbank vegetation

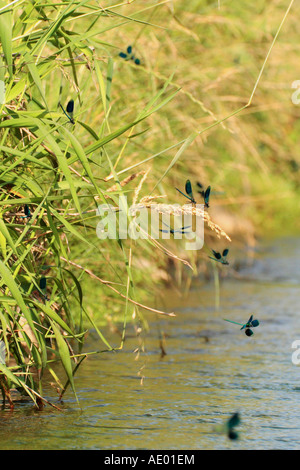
[0,0,299,407]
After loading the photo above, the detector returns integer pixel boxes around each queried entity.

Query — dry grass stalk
[130,202,232,241]
[106,171,146,193]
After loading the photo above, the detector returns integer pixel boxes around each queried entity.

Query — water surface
[0,237,300,450]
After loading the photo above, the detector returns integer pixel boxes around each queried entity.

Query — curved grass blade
[0,5,12,78]
[0,363,37,405]
[49,320,78,404]
[0,260,37,342]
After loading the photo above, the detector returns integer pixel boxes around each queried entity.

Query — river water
[0,237,300,450]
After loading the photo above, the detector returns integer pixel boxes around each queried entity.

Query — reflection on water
[1,237,300,450]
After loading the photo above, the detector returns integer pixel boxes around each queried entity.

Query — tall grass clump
[0,0,228,407]
[0,0,298,407]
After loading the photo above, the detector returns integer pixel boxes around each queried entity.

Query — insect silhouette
[119,46,140,65]
[214,412,241,440]
[59,99,75,124]
[175,180,197,204]
[226,413,241,440]
[39,277,49,301]
[21,205,32,219]
[197,181,224,199]
[224,314,260,337]
[196,181,211,208]
[209,248,229,265]
[159,221,191,235]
